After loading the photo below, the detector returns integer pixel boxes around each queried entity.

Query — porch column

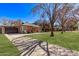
[2,27,5,34]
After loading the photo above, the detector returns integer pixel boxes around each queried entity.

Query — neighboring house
[0,22,40,34]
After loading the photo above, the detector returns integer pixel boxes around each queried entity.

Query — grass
[26,31,79,51]
[0,34,19,56]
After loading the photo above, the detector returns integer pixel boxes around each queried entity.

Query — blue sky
[0,3,39,23]
[0,3,78,24]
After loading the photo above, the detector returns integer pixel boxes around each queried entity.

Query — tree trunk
[50,30,54,37]
[50,24,54,37]
[61,31,63,34]
[61,25,64,34]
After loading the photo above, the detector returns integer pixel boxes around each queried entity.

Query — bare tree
[72,6,79,21]
[32,3,59,37]
[64,17,78,31]
[33,19,50,32]
[1,18,10,25]
[58,3,74,34]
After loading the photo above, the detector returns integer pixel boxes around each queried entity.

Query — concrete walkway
[4,34,79,56]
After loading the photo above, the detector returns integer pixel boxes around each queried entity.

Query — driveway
[4,34,47,56]
[5,34,29,41]
[4,33,43,41]
[4,34,79,56]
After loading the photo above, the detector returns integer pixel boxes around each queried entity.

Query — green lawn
[26,32,79,51]
[0,34,19,56]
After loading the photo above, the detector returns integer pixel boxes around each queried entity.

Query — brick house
[0,23,40,34]
[22,23,41,33]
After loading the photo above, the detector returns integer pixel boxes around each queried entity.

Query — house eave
[22,24,40,27]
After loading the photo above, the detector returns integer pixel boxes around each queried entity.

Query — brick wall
[26,25,40,33]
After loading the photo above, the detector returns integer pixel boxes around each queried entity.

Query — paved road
[4,34,79,56]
